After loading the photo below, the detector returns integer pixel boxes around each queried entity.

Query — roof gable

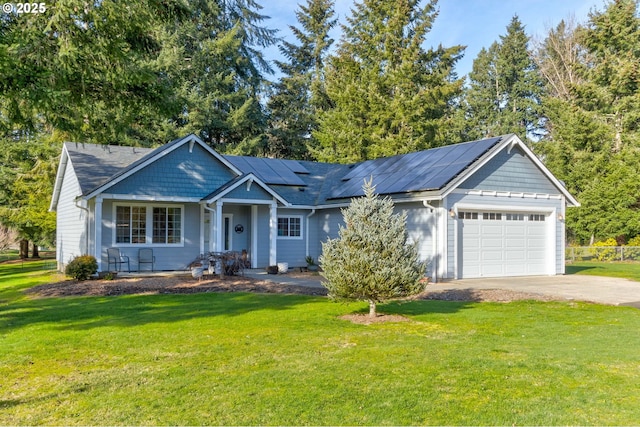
[82,134,241,200]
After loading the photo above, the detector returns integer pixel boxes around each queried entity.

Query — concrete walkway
[431,275,640,307]
[244,269,325,289]
[245,269,640,307]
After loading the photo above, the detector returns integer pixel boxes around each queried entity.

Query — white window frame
[277,215,303,240]
[113,203,185,247]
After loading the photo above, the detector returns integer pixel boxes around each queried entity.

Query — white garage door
[459,211,549,278]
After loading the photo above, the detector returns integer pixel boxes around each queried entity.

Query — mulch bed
[27,274,556,303]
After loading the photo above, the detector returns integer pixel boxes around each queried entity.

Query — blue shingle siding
[458,147,558,194]
[109,144,237,198]
[224,182,276,201]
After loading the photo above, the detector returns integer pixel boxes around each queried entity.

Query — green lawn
[1,261,640,425]
[566,260,640,281]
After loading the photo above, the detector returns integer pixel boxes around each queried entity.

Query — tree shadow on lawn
[0,292,328,332]
[565,265,597,274]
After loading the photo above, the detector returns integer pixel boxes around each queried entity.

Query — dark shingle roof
[64,142,153,194]
[64,135,507,205]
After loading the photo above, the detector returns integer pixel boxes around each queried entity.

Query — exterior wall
[458,146,558,194]
[108,143,236,198]
[224,183,274,201]
[55,161,88,269]
[396,201,438,276]
[254,204,271,268]
[100,199,202,271]
[276,208,310,268]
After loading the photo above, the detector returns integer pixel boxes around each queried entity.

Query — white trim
[101,193,201,203]
[453,202,557,214]
[223,214,233,251]
[216,197,286,206]
[199,205,205,254]
[111,202,185,247]
[276,215,304,240]
[451,188,563,200]
[251,205,258,268]
[269,203,278,265]
[49,145,70,212]
[95,196,103,271]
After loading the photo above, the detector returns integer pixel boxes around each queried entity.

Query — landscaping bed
[27,274,556,302]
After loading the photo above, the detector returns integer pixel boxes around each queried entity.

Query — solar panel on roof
[330,136,504,199]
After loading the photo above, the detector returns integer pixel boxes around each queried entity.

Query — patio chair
[138,248,155,272]
[107,248,130,272]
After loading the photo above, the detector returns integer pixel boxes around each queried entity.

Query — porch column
[215,201,223,252]
[251,205,258,268]
[269,202,277,266]
[94,196,103,271]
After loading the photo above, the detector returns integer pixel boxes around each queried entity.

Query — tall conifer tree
[265,0,337,159]
[314,0,463,163]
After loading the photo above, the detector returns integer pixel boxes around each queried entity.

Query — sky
[260,0,607,78]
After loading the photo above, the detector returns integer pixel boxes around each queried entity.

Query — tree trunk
[32,243,40,258]
[368,300,377,318]
[19,239,29,259]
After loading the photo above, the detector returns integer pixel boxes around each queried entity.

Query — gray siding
[255,205,271,268]
[459,147,558,194]
[222,205,251,254]
[56,161,88,268]
[398,201,436,272]
[108,143,236,198]
[224,183,274,201]
[276,208,308,267]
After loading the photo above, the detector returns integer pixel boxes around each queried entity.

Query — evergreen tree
[536,1,640,243]
[320,180,426,318]
[265,0,337,159]
[465,16,543,140]
[165,0,278,152]
[314,0,464,163]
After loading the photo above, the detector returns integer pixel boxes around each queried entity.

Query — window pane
[132,207,146,243]
[116,206,131,243]
[290,217,301,237]
[277,218,288,236]
[168,207,181,244]
[153,207,167,243]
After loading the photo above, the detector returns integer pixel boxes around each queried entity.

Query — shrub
[591,238,618,261]
[320,179,426,317]
[65,255,98,281]
[623,236,640,261]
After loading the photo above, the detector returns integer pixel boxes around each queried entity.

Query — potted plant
[305,256,319,272]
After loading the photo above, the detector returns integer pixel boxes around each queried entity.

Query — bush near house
[65,255,98,281]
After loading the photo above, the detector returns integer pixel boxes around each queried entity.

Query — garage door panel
[460,211,550,278]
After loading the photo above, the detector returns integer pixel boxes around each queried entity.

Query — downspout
[305,209,316,259]
[422,200,438,283]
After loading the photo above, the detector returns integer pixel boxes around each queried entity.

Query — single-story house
[49,133,579,280]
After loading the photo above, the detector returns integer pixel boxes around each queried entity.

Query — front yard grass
[1,261,640,425]
[566,260,640,281]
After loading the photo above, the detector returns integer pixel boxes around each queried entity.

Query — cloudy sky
[260,0,606,78]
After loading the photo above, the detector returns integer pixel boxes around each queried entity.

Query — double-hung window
[115,204,183,245]
[277,216,302,239]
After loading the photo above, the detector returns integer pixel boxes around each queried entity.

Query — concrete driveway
[432,275,640,307]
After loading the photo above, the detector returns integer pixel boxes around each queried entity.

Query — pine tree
[465,16,543,140]
[320,180,426,317]
[314,0,464,163]
[266,0,337,159]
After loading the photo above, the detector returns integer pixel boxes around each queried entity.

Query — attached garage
[457,210,552,278]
